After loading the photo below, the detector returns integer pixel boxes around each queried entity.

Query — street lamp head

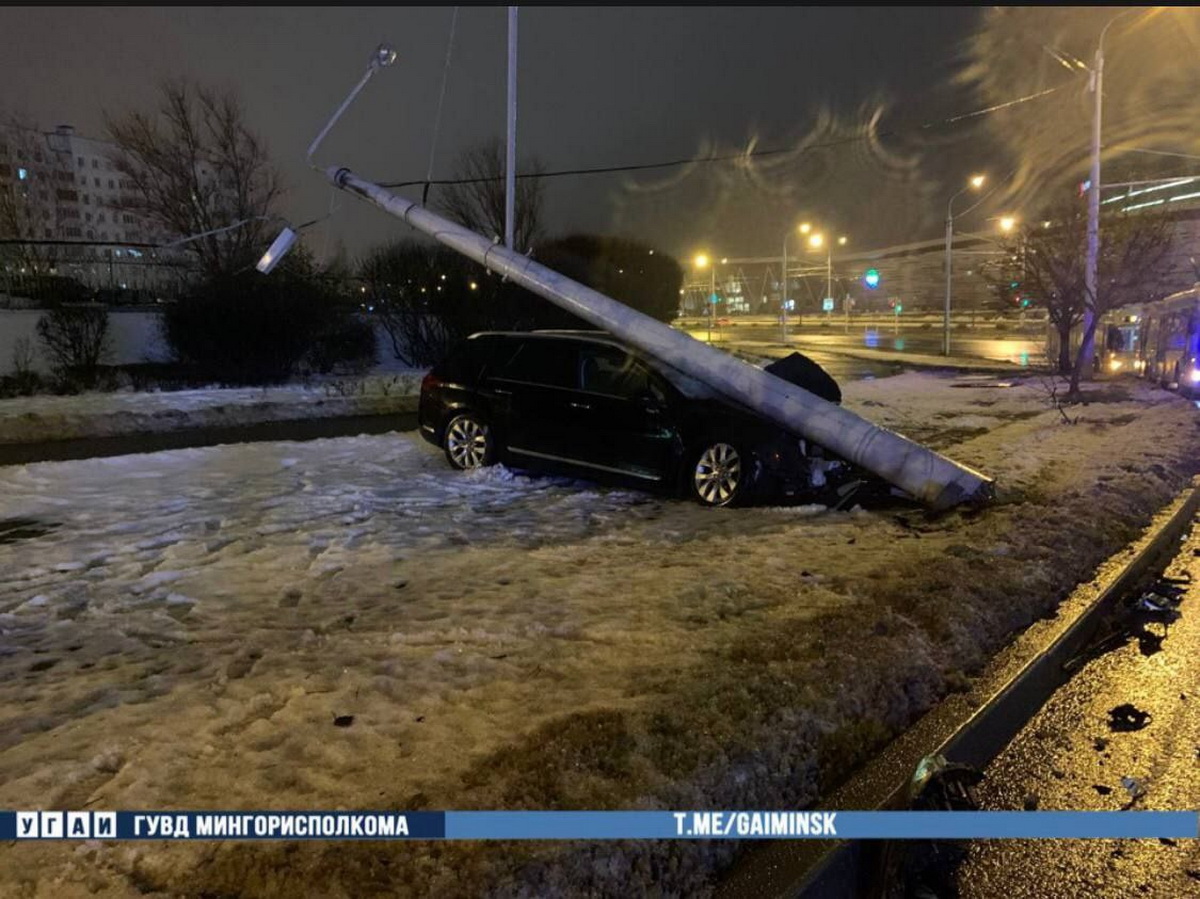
[256,226,298,275]
[799,222,812,234]
[721,257,728,264]
[999,215,1018,233]
[970,174,986,190]
[693,253,709,269]
[837,236,848,246]
[808,233,824,249]
[371,43,398,69]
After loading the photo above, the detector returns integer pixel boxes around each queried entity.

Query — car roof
[468,329,624,348]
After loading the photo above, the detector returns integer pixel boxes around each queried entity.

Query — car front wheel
[443,412,496,470]
[690,441,747,507]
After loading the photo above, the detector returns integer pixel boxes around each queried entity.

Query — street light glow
[970,174,986,189]
[799,223,811,234]
[808,233,824,249]
[693,253,709,269]
[837,236,847,246]
[999,216,1017,233]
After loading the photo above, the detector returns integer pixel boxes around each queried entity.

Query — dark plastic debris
[906,753,984,811]
[869,754,984,899]
[1120,776,1147,805]
[1108,703,1152,732]
[333,715,354,727]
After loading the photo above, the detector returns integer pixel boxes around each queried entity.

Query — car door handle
[567,401,591,410]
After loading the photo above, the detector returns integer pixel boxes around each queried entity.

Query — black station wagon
[418,331,859,507]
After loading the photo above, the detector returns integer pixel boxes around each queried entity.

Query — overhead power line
[380,84,1066,191]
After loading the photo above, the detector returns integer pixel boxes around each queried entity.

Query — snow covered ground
[0,371,1197,896]
[0,374,423,445]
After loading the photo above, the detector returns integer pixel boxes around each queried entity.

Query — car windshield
[641,356,722,400]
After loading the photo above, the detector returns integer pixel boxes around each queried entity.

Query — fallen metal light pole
[324,165,994,510]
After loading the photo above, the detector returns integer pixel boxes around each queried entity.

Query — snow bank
[0,373,423,444]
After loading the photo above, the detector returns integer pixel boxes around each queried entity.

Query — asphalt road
[698,323,1046,367]
[951,518,1200,898]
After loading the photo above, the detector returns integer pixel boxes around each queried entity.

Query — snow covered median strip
[0,371,1195,895]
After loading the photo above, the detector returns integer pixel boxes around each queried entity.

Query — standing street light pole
[781,222,813,342]
[781,234,789,342]
[825,242,832,303]
[709,263,716,341]
[504,7,517,250]
[806,231,846,318]
[694,253,715,343]
[1078,9,1138,379]
[944,174,986,356]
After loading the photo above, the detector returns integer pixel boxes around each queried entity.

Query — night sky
[2,6,994,262]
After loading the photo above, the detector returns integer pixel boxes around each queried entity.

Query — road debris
[1108,704,1152,732]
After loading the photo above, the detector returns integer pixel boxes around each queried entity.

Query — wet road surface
[682,321,1046,367]
[953,516,1200,898]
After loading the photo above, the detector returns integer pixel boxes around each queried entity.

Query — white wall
[0,310,415,376]
[0,310,171,374]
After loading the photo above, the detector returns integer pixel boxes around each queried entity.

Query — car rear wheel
[691,441,746,507]
[443,412,496,470]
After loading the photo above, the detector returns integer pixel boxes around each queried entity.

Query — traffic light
[1006,279,1025,307]
[863,268,881,289]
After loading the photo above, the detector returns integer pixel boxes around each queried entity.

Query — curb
[718,477,1200,898]
[0,411,419,466]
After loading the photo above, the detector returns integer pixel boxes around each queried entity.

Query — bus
[1105,285,1200,393]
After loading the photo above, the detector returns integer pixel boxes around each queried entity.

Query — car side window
[495,341,578,388]
[578,346,652,399]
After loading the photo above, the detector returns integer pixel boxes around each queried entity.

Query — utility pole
[1080,38,1105,379]
[825,245,833,308]
[943,214,953,356]
[693,254,717,342]
[780,239,788,342]
[1080,9,1136,380]
[505,6,517,250]
[944,174,986,356]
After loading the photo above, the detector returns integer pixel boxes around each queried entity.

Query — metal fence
[0,240,196,307]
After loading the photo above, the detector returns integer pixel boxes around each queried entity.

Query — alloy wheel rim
[447,418,489,468]
[694,443,741,505]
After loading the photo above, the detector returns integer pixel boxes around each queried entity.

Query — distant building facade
[0,123,202,301]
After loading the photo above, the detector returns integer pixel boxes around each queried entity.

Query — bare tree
[436,137,546,251]
[36,304,111,388]
[360,241,492,367]
[995,196,1175,398]
[106,80,282,278]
